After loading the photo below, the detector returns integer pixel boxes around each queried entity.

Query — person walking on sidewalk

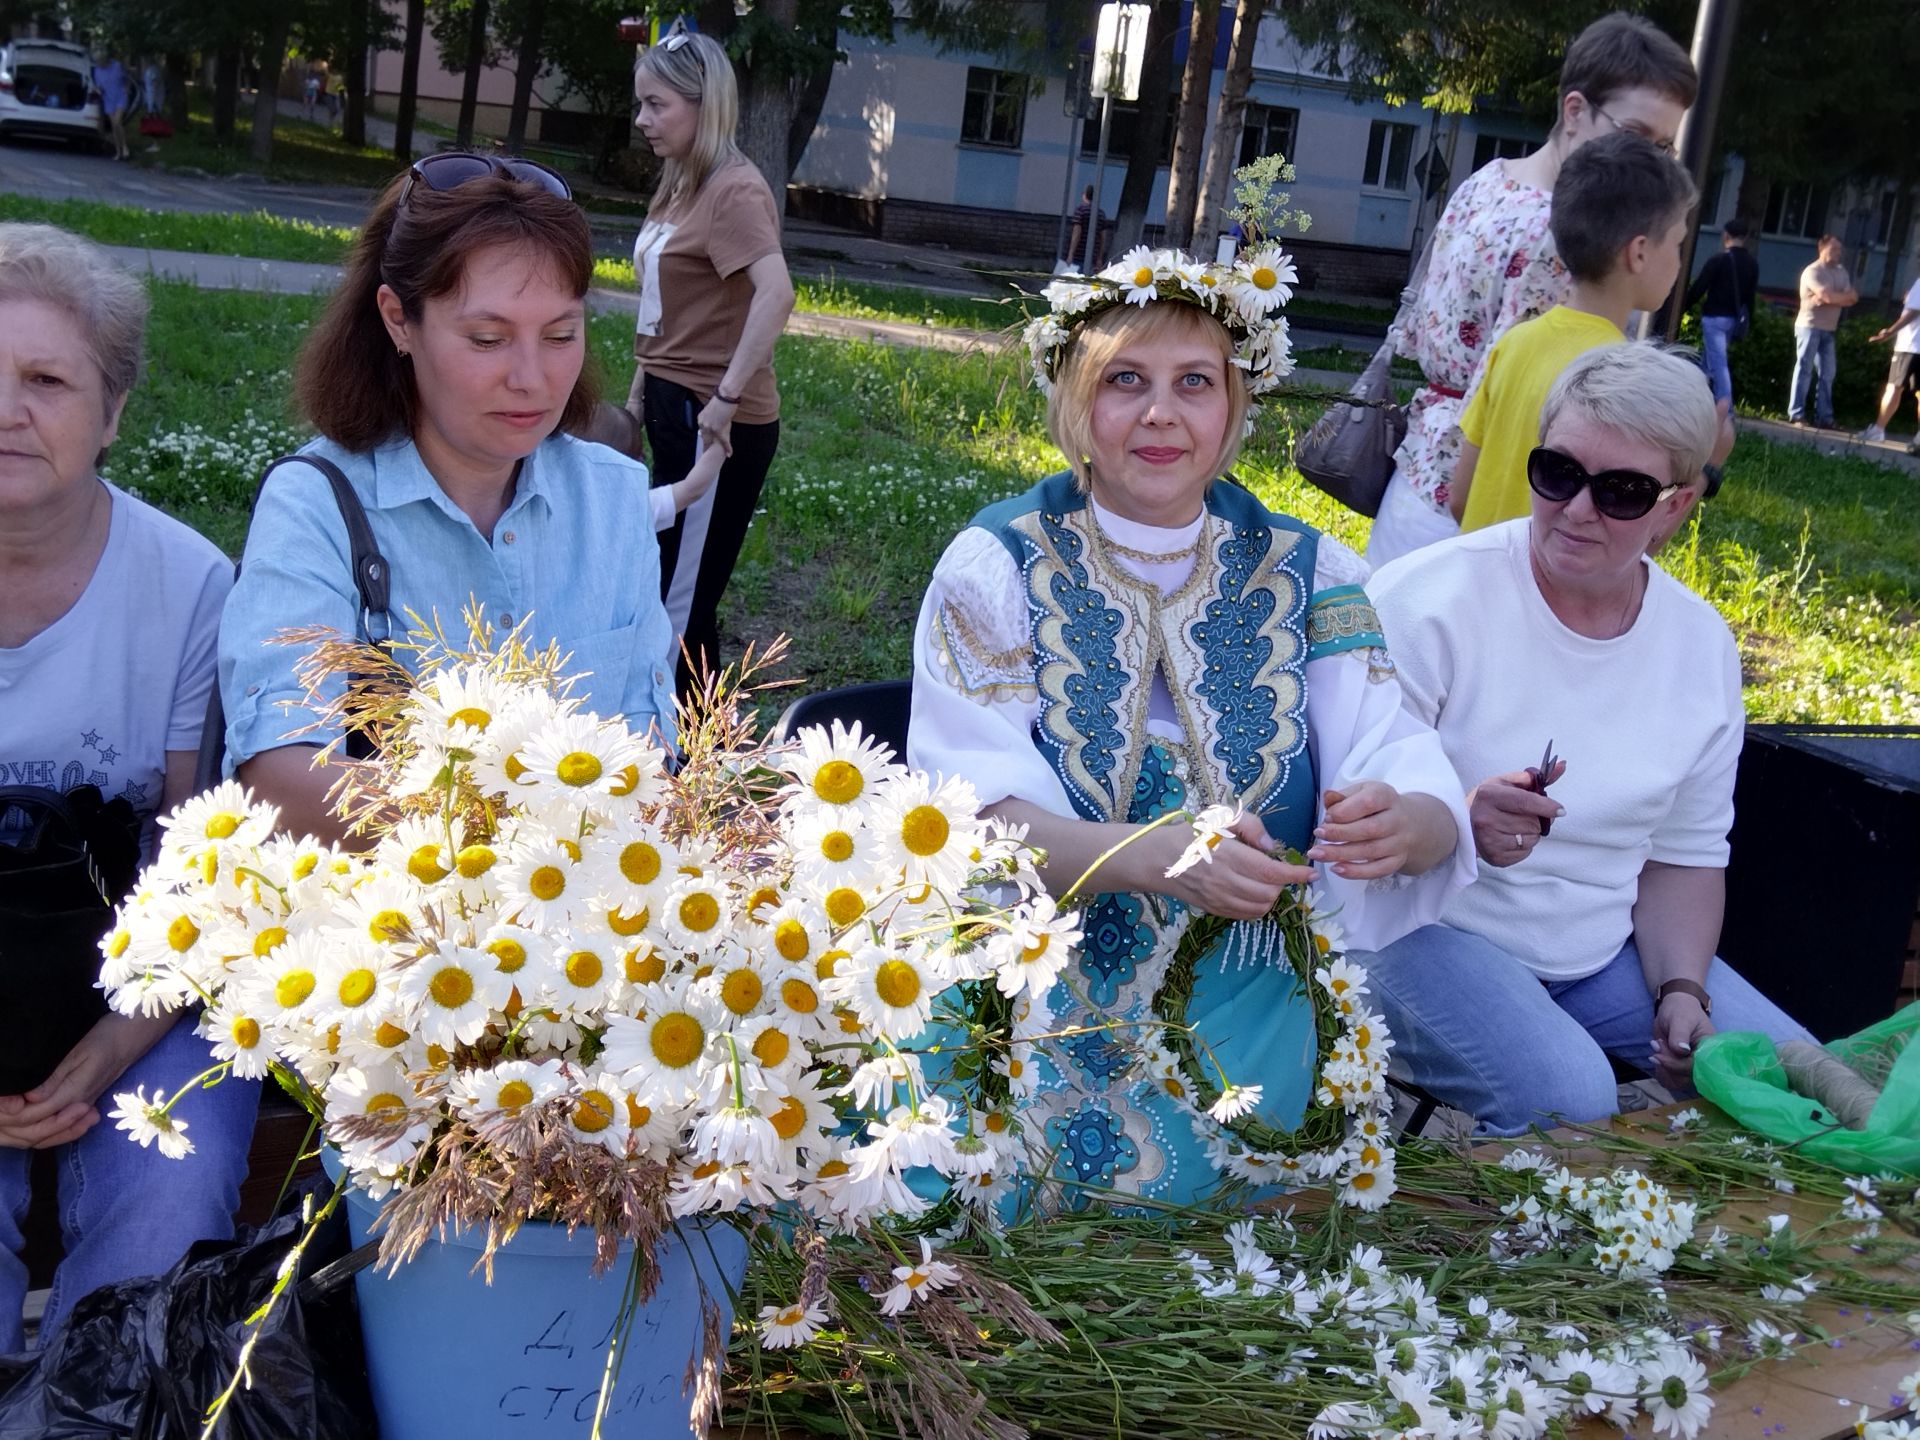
[1682,216,1757,404]
[627,25,795,692]
[90,50,130,162]
[1857,271,1920,452]
[1788,234,1856,429]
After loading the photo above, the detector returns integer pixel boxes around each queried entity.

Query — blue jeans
[1789,326,1837,425]
[1700,314,1736,404]
[0,1014,259,1352]
[1360,924,1813,1136]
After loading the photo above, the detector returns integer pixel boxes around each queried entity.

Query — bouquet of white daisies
[94,631,1081,1277]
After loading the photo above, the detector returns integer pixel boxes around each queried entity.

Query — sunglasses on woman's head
[1526,446,1679,521]
[398,152,571,209]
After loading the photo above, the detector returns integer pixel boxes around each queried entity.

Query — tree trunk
[164,52,191,130]
[455,0,491,150]
[342,0,370,149]
[1164,0,1220,251]
[394,0,426,161]
[786,46,836,179]
[1112,0,1180,252]
[505,0,547,154]
[733,0,799,204]
[1193,0,1260,254]
[249,11,291,166]
[212,46,241,140]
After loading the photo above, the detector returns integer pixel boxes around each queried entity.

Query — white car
[0,39,107,148]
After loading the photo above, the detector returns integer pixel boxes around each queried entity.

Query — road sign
[1091,2,1150,103]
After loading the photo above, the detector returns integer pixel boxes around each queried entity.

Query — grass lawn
[0,193,354,264]
[112,279,1918,728]
[141,103,409,188]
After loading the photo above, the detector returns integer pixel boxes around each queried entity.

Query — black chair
[773,679,912,757]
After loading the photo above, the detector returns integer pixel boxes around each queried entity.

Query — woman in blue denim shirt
[218,157,678,844]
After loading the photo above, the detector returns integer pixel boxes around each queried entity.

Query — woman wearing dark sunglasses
[627,26,795,692]
[1362,343,1810,1135]
[218,156,678,843]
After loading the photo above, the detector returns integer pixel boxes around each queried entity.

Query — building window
[1239,104,1299,168]
[1363,120,1415,191]
[1762,181,1832,240]
[961,67,1025,149]
[1470,133,1530,171]
[1080,88,1179,164]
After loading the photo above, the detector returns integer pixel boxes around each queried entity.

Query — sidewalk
[94,239,1920,478]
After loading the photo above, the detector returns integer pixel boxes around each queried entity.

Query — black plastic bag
[0,1192,376,1439]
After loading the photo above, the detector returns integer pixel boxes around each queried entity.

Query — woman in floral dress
[1365,13,1696,566]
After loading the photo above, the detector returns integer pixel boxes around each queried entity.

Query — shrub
[1681,303,1890,426]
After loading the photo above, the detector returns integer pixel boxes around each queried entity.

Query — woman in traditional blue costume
[907,252,1474,1211]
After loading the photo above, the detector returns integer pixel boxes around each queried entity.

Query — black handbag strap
[192,454,392,790]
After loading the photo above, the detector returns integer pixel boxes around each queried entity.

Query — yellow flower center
[555,751,603,787]
[1164,1075,1186,1099]
[753,1027,791,1068]
[503,753,527,782]
[1133,265,1155,287]
[1313,933,1331,955]
[292,851,320,880]
[649,1012,705,1068]
[374,1021,410,1047]
[565,950,604,988]
[872,959,921,1009]
[572,1089,616,1133]
[1005,1057,1024,1078]
[1251,265,1277,290]
[824,887,865,927]
[811,759,863,806]
[609,763,641,796]
[230,1016,261,1049]
[528,865,567,901]
[625,948,666,984]
[449,705,492,731]
[366,1091,408,1120]
[899,804,949,857]
[678,892,720,932]
[368,909,410,943]
[774,1304,805,1326]
[626,1098,651,1128]
[426,1043,450,1068]
[780,977,819,1014]
[906,1271,929,1290]
[275,970,315,1008]
[983,1110,1008,1133]
[205,812,241,840]
[404,845,448,884]
[496,1078,535,1113]
[820,830,855,862]
[619,841,662,886]
[815,949,847,981]
[720,968,763,1015]
[252,926,287,957]
[1355,1024,1372,1050]
[167,915,200,952]
[485,935,528,973]
[105,926,131,958]
[455,844,497,878]
[1350,1170,1376,1191]
[1020,933,1051,964]
[337,968,377,1008]
[773,919,811,962]
[429,966,475,1009]
[816,1158,850,1179]
[690,1160,724,1180]
[606,905,649,937]
[834,1005,864,1034]
[770,1095,808,1140]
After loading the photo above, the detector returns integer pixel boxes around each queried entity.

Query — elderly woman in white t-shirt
[0,224,255,1351]
[1366,343,1809,1134]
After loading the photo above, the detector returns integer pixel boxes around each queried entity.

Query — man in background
[1859,270,1920,454]
[1788,234,1856,429]
[1683,216,1758,404]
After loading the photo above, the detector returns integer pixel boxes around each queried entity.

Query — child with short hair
[1447,131,1697,531]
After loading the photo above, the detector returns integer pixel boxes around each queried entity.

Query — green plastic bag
[1692,1001,1920,1177]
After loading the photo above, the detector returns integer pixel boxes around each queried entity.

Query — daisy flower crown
[1023,243,1298,404]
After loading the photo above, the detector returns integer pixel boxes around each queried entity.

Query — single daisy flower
[396,941,511,1047]
[870,771,982,892]
[877,1237,961,1315]
[601,978,723,1106]
[781,718,901,824]
[827,943,935,1041]
[109,1086,193,1159]
[757,1298,828,1350]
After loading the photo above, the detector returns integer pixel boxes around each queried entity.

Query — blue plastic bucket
[325,1154,747,1439]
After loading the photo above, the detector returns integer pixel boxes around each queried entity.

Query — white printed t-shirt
[1369,519,1744,981]
[0,481,232,853]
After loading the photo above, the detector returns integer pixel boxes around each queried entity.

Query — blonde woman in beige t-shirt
[628,25,795,690]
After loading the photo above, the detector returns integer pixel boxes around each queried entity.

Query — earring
[397,347,410,358]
